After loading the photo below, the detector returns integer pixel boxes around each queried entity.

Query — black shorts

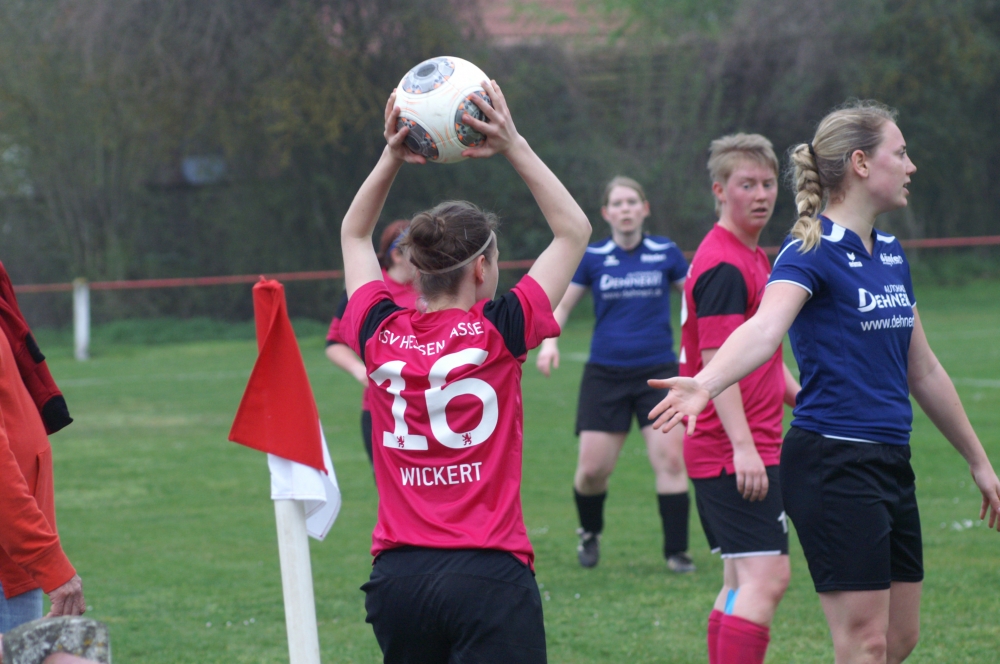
[361,410,373,465]
[362,547,546,664]
[781,427,923,593]
[575,362,677,434]
[693,466,788,557]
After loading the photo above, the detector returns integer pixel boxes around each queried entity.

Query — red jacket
[0,261,74,598]
[0,327,75,598]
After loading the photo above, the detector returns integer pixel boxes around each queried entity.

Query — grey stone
[2,617,110,664]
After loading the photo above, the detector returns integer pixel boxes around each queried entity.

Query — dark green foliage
[1,0,999,327]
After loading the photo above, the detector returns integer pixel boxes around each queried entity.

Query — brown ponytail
[401,201,498,299]
[788,100,898,252]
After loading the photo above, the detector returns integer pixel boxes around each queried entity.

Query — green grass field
[38,278,1000,663]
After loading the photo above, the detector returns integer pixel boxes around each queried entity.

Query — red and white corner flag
[229,278,341,540]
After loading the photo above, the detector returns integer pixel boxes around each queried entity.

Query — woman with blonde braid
[648,100,1000,664]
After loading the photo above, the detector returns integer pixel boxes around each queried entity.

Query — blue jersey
[572,235,688,367]
[769,217,916,445]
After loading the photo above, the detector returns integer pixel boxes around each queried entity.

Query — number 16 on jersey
[370,348,499,451]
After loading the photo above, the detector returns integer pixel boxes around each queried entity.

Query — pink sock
[707,609,724,664]
[718,613,770,664]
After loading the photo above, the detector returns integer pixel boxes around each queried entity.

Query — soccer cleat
[576,528,601,568]
[666,552,697,574]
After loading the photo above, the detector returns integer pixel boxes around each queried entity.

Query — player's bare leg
[820,589,892,664]
[574,431,627,494]
[642,424,694,571]
[886,582,921,664]
[573,431,627,567]
[707,556,788,663]
[719,555,791,626]
[712,559,741,613]
[642,423,687,493]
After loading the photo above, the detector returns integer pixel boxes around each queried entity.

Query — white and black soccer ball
[394,56,493,164]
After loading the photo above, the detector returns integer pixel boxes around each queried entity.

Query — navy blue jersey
[572,235,688,367]
[769,217,916,445]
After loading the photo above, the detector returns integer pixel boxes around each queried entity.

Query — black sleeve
[358,300,403,363]
[325,292,351,347]
[482,291,527,359]
[692,263,748,317]
[334,291,349,319]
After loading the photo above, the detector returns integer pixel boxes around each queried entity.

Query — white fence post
[73,278,90,361]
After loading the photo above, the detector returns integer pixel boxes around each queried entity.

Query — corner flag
[229,278,340,539]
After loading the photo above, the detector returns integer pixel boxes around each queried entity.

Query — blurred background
[1,0,998,328]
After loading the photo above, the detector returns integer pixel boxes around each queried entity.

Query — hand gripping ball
[394,56,493,164]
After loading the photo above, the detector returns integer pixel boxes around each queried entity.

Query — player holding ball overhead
[325,219,419,468]
[340,79,590,663]
[650,101,1000,664]
[536,176,694,572]
[682,134,800,664]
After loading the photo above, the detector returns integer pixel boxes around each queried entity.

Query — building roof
[477,0,619,46]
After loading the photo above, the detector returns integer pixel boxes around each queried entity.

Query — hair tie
[387,229,408,254]
[807,143,817,160]
[419,231,496,275]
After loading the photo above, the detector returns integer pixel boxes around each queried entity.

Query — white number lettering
[369,348,499,451]
[426,349,499,449]
[369,360,428,450]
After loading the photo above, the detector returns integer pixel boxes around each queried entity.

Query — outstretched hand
[383,91,427,165]
[459,79,522,159]
[971,463,1000,531]
[647,377,711,435]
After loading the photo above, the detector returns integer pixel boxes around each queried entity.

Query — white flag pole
[274,499,322,664]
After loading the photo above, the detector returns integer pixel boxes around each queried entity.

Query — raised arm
[536,283,587,376]
[341,92,425,298]
[907,308,1000,530]
[461,80,591,308]
[648,282,808,433]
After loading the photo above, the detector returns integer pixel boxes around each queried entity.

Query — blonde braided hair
[789,100,898,252]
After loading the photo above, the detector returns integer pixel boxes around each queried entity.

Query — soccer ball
[394,56,493,164]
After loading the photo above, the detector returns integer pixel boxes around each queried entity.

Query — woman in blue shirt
[536,176,694,572]
[649,101,1000,664]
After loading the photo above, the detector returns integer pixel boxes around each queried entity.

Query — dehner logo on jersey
[857,284,912,312]
[603,255,619,267]
[846,252,863,268]
[880,253,904,266]
[640,253,666,263]
[599,271,663,291]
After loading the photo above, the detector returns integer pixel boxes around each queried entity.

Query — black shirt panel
[692,262,748,318]
[358,300,404,363]
[482,292,528,359]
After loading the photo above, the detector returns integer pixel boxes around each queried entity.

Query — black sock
[574,489,607,535]
[658,491,690,557]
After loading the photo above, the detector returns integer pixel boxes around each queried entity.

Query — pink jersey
[680,224,786,479]
[327,269,419,411]
[342,275,559,567]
